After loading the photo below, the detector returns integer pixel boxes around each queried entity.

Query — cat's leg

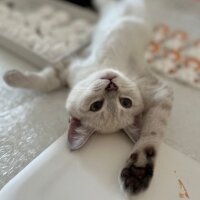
[3,64,67,92]
[120,82,173,194]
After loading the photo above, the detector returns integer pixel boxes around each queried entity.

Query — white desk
[0,133,200,200]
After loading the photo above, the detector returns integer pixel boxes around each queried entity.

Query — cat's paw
[3,70,28,87]
[120,146,156,195]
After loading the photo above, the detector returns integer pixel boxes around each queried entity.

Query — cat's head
[66,69,144,150]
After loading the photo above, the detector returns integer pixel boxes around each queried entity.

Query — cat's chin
[99,70,119,80]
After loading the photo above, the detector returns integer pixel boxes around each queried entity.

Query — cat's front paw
[3,70,28,87]
[120,146,156,194]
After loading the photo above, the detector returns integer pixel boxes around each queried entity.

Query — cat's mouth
[100,73,118,91]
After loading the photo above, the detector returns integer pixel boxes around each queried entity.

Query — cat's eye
[90,100,104,112]
[119,98,132,108]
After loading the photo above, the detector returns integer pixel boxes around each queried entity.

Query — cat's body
[67,0,149,85]
[3,0,173,195]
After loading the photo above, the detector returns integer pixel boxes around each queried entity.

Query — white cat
[3,0,173,195]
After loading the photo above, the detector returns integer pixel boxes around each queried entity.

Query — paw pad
[121,163,154,194]
[130,152,138,163]
[121,146,157,194]
[144,146,156,160]
[3,70,27,87]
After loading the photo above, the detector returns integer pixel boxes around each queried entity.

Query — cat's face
[66,69,144,150]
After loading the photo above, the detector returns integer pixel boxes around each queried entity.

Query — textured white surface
[0,134,200,200]
[0,48,68,188]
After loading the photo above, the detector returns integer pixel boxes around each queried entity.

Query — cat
[3,0,173,195]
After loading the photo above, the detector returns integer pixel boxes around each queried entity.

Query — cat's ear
[67,117,95,151]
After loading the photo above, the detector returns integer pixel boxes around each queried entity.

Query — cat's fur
[3,0,173,195]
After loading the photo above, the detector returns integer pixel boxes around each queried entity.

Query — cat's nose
[105,81,118,91]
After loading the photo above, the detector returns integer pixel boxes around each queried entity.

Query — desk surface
[0,134,200,200]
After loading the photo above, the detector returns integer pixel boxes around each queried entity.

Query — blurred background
[0,0,199,193]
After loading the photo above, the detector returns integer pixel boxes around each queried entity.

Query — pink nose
[105,81,118,91]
